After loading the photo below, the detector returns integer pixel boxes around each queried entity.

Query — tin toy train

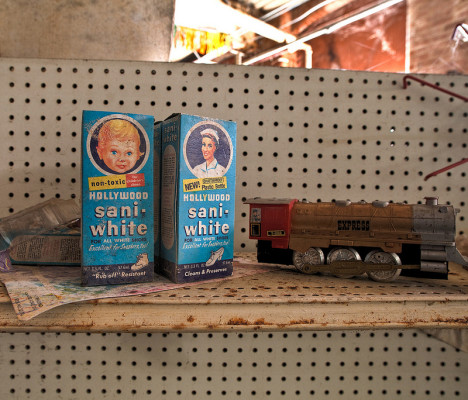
[245,197,468,282]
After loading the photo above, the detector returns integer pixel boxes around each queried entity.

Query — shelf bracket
[403,75,468,102]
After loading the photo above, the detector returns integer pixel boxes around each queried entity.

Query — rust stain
[227,317,249,325]
[173,323,186,330]
[253,318,273,325]
[289,319,315,325]
[187,315,195,323]
[431,316,468,324]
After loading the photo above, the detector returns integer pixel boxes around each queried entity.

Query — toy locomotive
[245,197,468,282]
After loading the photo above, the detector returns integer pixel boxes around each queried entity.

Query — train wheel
[327,247,361,278]
[292,247,324,274]
[365,250,402,282]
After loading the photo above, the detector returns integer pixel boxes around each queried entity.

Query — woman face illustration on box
[193,128,226,178]
[202,135,216,164]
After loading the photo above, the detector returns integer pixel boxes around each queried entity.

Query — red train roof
[244,198,296,205]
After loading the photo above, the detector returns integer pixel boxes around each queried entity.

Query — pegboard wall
[1,58,467,252]
[1,58,468,399]
[1,329,467,400]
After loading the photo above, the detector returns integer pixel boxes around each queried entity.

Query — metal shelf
[1,254,467,332]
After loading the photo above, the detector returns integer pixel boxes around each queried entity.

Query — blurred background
[1,0,467,74]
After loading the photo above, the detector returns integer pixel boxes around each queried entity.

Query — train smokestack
[425,196,439,206]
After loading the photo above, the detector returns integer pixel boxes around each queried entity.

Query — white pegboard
[1,59,468,399]
[1,58,467,252]
[1,330,466,400]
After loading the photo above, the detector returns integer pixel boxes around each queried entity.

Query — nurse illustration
[192,128,226,178]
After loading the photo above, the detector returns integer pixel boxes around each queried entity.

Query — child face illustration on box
[96,119,144,174]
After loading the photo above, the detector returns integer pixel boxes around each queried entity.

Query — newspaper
[0,254,277,321]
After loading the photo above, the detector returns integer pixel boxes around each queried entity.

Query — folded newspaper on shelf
[0,255,275,320]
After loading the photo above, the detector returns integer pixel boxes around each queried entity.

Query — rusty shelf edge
[0,299,467,333]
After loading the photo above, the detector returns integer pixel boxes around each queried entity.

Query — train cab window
[250,223,261,237]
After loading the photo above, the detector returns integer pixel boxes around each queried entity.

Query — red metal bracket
[403,75,468,102]
[424,158,468,181]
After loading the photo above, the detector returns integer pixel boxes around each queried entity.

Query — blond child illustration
[96,119,144,174]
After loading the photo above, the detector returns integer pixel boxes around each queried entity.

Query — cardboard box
[9,224,81,266]
[0,198,80,268]
[81,111,155,285]
[159,114,236,283]
[154,121,162,269]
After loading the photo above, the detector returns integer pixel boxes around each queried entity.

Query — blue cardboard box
[81,111,155,286]
[154,121,162,269]
[159,114,236,283]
